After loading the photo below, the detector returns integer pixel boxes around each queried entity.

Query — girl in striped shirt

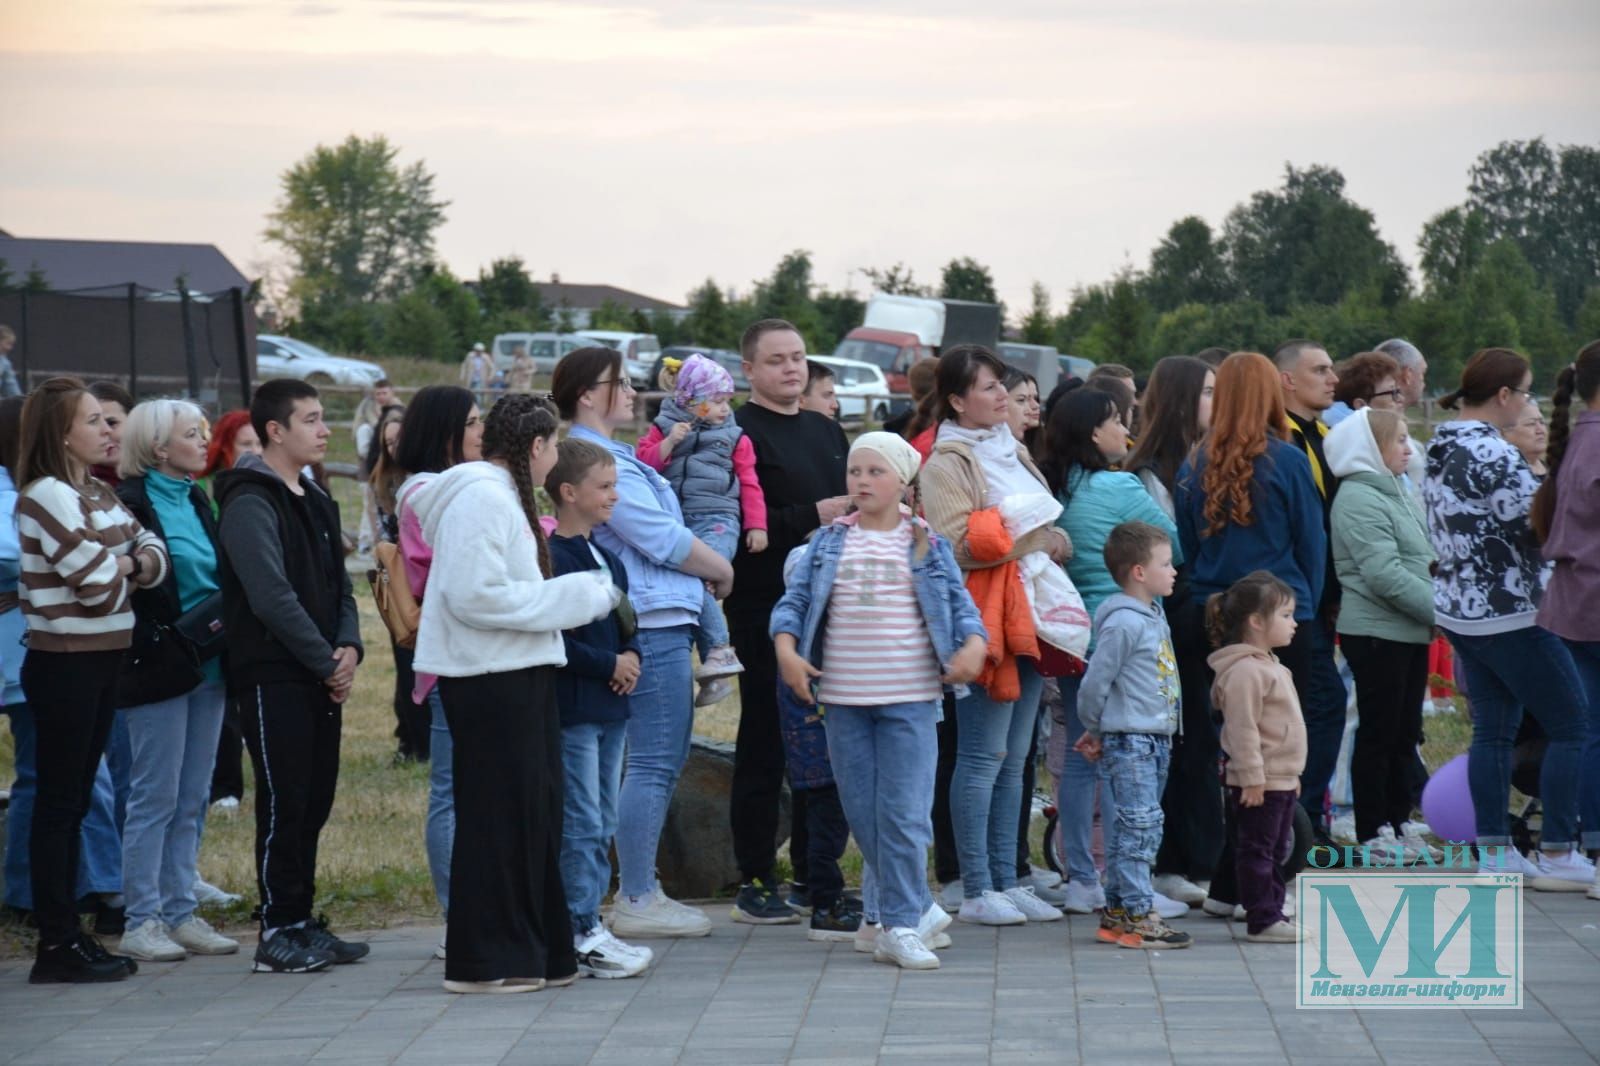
[771,432,986,971]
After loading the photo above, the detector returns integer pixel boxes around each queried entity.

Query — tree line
[253,134,1598,386]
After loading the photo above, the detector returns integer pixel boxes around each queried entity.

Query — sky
[3,0,1599,318]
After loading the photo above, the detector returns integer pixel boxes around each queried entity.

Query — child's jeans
[1227,785,1297,934]
[560,720,627,936]
[776,681,848,909]
[1099,732,1171,918]
[687,513,739,659]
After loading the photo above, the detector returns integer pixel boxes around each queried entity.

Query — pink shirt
[817,520,942,706]
[398,479,438,704]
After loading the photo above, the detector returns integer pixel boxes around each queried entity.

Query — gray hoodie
[1077,592,1181,739]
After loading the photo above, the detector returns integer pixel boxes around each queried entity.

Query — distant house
[531,280,688,329]
[0,234,250,295]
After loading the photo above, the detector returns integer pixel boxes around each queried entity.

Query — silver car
[256,334,385,386]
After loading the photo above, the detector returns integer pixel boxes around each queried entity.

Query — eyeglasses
[1509,387,1538,405]
[1370,388,1404,403]
[593,377,636,393]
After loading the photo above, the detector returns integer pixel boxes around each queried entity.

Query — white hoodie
[407,461,618,678]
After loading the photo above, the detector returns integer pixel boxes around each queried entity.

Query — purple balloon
[1420,753,1475,845]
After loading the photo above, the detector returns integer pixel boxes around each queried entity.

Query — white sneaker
[957,890,1027,926]
[1029,867,1063,891]
[1588,866,1600,902]
[1059,879,1105,915]
[576,925,650,979]
[1478,845,1540,878]
[938,879,963,911]
[1245,920,1308,943]
[1003,885,1064,922]
[210,796,240,815]
[169,916,239,955]
[1201,897,1236,919]
[193,878,242,906]
[119,918,187,961]
[873,926,940,970]
[1363,826,1408,866]
[696,645,745,679]
[1396,823,1443,863]
[443,978,542,994]
[610,891,713,938]
[695,677,735,708]
[853,922,879,954]
[1152,874,1207,905]
[1153,891,1190,920]
[435,934,447,960]
[918,901,953,940]
[1530,848,1596,892]
[1327,811,1357,844]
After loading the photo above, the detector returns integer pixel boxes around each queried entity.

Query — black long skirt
[440,665,575,983]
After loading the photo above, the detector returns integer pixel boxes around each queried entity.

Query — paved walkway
[2,891,1597,1065]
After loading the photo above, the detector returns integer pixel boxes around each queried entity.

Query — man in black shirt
[1274,339,1349,836]
[728,319,851,925]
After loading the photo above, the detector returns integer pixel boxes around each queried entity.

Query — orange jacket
[963,508,1040,701]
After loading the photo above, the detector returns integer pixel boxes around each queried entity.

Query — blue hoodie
[1077,592,1181,739]
[1175,436,1326,621]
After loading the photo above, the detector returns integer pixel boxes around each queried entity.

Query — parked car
[807,355,892,423]
[256,334,385,387]
[573,330,661,387]
[491,331,590,375]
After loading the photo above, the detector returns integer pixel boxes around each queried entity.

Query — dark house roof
[532,281,684,312]
[0,235,250,294]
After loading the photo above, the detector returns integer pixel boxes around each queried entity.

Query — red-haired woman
[1174,352,1325,915]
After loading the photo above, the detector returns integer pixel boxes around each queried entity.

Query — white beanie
[849,431,921,487]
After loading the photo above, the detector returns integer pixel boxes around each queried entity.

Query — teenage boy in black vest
[216,379,366,973]
[727,320,852,923]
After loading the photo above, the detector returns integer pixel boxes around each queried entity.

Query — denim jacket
[769,513,987,682]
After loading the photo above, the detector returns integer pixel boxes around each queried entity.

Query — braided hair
[1531,339,1600,543]
[481,392,559,578]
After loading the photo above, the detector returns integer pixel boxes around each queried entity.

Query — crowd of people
[2,320,1596,991]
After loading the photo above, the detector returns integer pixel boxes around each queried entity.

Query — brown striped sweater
[18,476,170,652]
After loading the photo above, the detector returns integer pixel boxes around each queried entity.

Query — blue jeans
[1564,639,1600,851]
[560,719,627,934]
[688,515,738,658]
[425,688,455,914]
[950,658,1044,897]
[1099,733,1172,917]
[825,701,938,930]
[1448,627,1585,848]
[615,624,694,897]
[120,681,226,929]
[1054,674,1115,886]
[3,705,121,909]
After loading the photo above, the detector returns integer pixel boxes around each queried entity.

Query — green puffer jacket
[1326,410,1436,645]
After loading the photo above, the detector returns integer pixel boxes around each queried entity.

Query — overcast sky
[4,0,1598,317]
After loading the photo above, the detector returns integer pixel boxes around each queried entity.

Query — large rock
[656,736,790,899]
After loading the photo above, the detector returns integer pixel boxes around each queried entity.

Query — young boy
[1074,521,1191,950]
[545,438,654,979]
[799,360,838,419]
[215,378,366,973]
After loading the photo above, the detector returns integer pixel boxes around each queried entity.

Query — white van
[491,332,590,374]
[573,331,660,387]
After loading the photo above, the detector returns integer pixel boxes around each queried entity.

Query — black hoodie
[214,453,361,687]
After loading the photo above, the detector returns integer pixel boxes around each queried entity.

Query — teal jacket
[1056,467,1182,647]
[1326,410,1436,645]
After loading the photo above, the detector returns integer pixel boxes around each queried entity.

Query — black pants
[241,681,342,930]
[22,649,123,946]
[1229,786,1297,934]
[932,693,960,884]
[729,605,807,885]
[1342,635,1429,843]
[210,692,245,803]
[391,641,430,761]
[1156,596,1225,881]
[441,667,574,983]
[800,784,849,909]
[1277,615,1346,826]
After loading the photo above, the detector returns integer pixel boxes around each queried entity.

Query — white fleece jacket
[408,461,618,678]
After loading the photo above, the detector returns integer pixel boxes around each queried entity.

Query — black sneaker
[252,926,336,973]
[78,931,139,975]
[30,934,134,984]
[731,878,801,925]
[806,899,863,942]
[303,916,370,964]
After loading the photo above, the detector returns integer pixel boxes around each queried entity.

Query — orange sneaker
[1096,907,1135,946]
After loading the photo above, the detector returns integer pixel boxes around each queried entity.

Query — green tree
[813,288,865,353]
[1020,282,1054,344]
[1075,271,1153,368]
[1418,206,1491,295]
[1144,216,1232,310]
[682,279,738,349]
[1222,164,1408,314]
[264,134,449,320]
[753,250,825,349]
[477,256,545,320]
[860,262,928,296]
[383,264,480,359]
[0,259,50,294]
[940,257,999,303]
[589,298,634,330]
